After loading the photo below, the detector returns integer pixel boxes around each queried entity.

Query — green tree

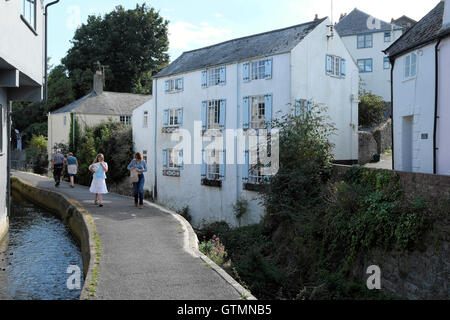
[77,129,97,186]
[358,93,386,128]
[62,3,169,97]
[12,64,75,146]
[263,104,336,228]
[69,114,82,155]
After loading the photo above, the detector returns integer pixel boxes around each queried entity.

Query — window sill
[202,129,223,136]
[402,76,417,83]
[21,15,38,36]
[161,126,180,133]
[201,179,222,188]
[163,169,181,177]
[243,182,267,192]
[165,90,183,94]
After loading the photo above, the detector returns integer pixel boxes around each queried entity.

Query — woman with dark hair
[127,152,148,208]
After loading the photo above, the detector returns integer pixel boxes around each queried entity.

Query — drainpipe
[6,101,12,218]
[153,79,158,199]
[43,0,60,104]
[235,63,240,204]
[390,57,395,171]
[433,39,442,175]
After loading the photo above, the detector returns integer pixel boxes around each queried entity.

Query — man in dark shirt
[52,149,65,187]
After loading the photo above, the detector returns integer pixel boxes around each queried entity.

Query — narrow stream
[0,192,83,300]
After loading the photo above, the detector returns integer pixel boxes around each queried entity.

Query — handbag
[129,168,139,183]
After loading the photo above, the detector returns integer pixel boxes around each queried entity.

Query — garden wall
[333,165,449,299]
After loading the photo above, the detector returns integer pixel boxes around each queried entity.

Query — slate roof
[51,91,152,115]
[391,16,417,29]
[385,1,446,58]
[335,8,402,37]
[154,17,327,79]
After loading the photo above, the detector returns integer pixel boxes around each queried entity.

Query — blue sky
[48,0,441,67]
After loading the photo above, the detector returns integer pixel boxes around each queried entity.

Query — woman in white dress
[89,154,109,207]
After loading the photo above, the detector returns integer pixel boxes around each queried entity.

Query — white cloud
[215,13,223,18]
[168,21,233,51]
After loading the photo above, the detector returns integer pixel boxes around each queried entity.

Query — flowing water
[0,192,83,300]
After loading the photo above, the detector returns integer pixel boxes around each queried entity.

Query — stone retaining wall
[333,164,449,299]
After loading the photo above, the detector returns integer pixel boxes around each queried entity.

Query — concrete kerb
[143,200,257,300]
[9,176,98,300]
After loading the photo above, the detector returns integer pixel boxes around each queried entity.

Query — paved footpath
[12,171,243,300]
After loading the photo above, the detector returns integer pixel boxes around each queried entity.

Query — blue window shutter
[162,150,168,168]
[307,100,313,113]
[178,149,184,169]
[219,150,226,181]
[242,150,249,182]
[178,108,183,125]
[219,100,226,130]
[295,99,301,117]
[243,97,250,129]
[265,58,273,79]
[165,80,170,92]
[265,94,273,126]
[341,59,346,77]
[202,101,207,130]
[178,78,183,91]
[243,62,250,82]
[201,70,207,88]
[220,66,226,84]
[201,150,207,178]
[326,55,332,75]
[163,109,169,126]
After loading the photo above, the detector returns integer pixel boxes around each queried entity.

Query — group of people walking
[51,150,147,208]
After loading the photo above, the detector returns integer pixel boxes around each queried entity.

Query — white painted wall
[133,18,359,227]
[0,1,46,241]
[0,89,7,241]
[393,45,436,174]
[437,37,450,176]
[0,0,45,86]
[341,30,403,101]
[292,19,359,162]
[443,0,450,30]
[132,99,155,192]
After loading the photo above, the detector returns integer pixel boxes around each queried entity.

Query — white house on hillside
[385,0,450,176]
[48,71,151,158]
[336,8,404,102]
[1,0,48,241]
[133,17,359,227]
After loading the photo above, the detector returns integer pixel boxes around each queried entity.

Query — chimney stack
[93,70,104,95]
[443,0,450,31]
[314,14,319,21]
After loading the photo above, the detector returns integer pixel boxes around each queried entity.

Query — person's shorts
[69,174,76,178]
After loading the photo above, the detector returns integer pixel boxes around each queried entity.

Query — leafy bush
[69,121,134,186]
[359,93,386,128]
[27,135,49,174]
[177,206,192,223]
[199,235,228,266]
[262,104,335,229]
[233,199,248,226]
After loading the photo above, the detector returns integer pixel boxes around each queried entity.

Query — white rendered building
[1,0,49,241]
[133,17,359,227]
[385,0,450,175]
[336,8,404,102]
